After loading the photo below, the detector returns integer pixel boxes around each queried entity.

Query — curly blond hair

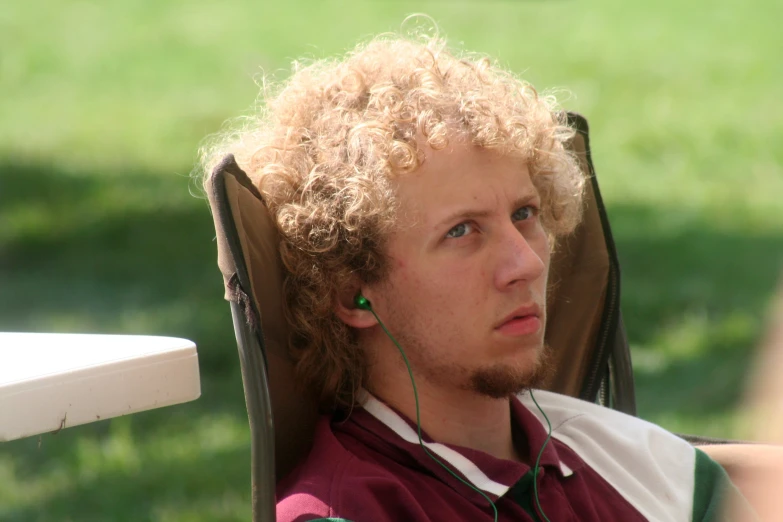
[202,34,585,412]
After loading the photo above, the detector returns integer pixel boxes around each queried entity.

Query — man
[205,34,748,521]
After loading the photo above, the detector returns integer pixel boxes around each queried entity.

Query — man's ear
[334,284,378,329]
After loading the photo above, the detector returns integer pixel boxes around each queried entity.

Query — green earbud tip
[355,295,371,310]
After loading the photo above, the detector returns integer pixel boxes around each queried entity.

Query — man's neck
[366,376,525,464]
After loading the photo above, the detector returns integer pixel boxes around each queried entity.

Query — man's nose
[493,223,547,289]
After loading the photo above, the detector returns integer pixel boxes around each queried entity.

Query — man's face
[365,143,551,399]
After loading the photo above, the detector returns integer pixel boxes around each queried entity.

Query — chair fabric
[545,115,625,404]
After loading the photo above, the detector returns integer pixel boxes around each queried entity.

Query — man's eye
[446,222,473,239]
[512,206,537,222]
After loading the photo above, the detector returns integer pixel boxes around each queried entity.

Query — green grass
[2,0,782,519]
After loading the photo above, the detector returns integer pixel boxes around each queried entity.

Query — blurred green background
[1,0,782,520]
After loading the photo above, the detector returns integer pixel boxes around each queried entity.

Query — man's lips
[495,305,542,336]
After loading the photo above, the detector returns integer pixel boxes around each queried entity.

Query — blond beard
[465,345,553,398]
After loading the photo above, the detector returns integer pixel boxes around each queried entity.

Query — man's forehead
[391,144,536,222]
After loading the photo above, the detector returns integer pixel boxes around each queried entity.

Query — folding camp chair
[205,113,780,522]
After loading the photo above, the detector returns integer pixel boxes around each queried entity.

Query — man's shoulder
[276,416,423,522]
[519,389,696,464]
[520,389,689,440]
[520,390,709,520]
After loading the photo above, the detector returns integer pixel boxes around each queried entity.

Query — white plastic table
[0,333,200,442]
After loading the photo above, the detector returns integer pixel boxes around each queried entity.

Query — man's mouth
[495,305,542,337]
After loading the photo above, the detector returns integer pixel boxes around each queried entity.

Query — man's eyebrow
[434,193,540,229]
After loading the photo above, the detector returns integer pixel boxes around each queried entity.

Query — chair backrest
[205,112,632,488]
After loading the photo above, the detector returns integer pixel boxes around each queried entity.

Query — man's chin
[466,346,553,399]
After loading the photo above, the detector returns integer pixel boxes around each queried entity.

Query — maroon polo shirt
[276,395,646,521]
